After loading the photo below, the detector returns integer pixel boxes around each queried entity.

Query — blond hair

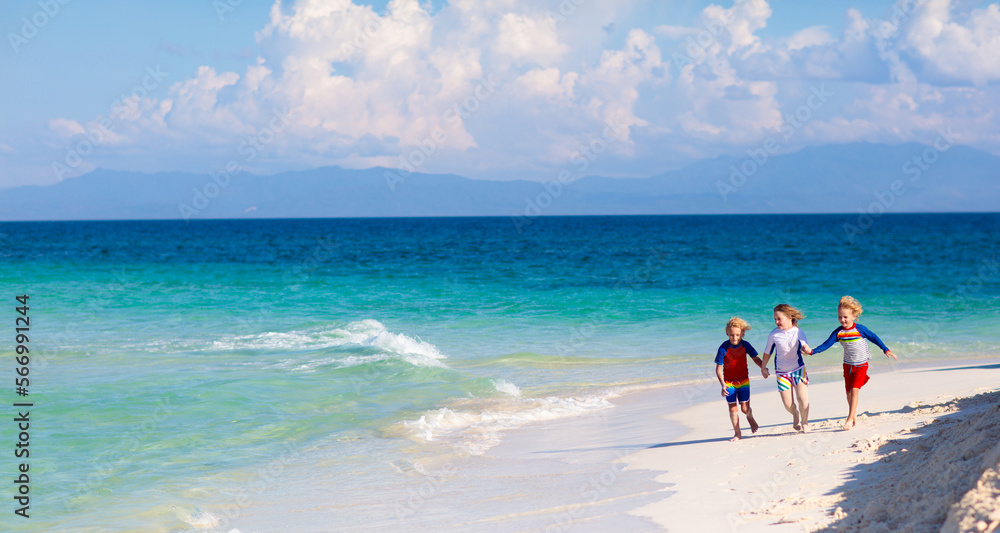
[726,317,752,333]
[773,304,805,325]
[839,295,863,317]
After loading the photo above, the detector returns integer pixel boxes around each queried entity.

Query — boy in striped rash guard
[806,296,897,430]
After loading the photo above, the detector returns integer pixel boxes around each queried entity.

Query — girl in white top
[760,304,812,432]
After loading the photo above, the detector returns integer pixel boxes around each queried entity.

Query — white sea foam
[212,319,447,370]
[491,378,522,397]
[399,392,617,455]
[210,318,382,351]
[364,329,445,368]
[173,507,221,529]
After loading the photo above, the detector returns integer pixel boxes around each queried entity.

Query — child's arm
[759,334,774,378]
[744,341,765,371]
[714,345,730,396]
[807,328,840,355]
[857,323,897,359]
[759,353,771,378]
[715,364,728,397]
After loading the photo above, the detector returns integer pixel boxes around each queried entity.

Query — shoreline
[217,358,1000,532]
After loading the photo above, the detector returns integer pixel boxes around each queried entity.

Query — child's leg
[842,363,867,429]
[728,403,741,441]
[777,389,800,429]
[794,382,810,432]
[843,388,860,430]
[741,401,759,433]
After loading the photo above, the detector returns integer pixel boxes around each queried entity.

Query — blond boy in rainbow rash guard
[714,317,765,441]
[804,296,897,430]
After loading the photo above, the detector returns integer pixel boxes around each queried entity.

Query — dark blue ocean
[1,213,998,531]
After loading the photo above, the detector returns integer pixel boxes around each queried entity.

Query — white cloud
[495,13,568,66]
[64,0,644,176]
[48,118,86,138]
[626,0,1000,167]
[655,1,783,145]
[720,6,886,83]
[585,29,665,139]
[515,67,577,100]
[897,0,1000,85]
[787,26,834,51]
[704,0,772,54]
[164,66,243,136]
[32,0,1000,184]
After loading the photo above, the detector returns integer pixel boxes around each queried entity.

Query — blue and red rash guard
[715,340,759,382]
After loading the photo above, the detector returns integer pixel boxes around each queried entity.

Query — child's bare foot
[801,423,810,433]
[792,413,801,432]
[749,417,759,434]
[841,418,856,431]
[730,431,742,442]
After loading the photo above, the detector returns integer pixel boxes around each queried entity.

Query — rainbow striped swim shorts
[775,367,809,392]
[725,378,750,404]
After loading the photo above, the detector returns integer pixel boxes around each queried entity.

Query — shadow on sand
[646,417,852,449]
[817,390,1000,532]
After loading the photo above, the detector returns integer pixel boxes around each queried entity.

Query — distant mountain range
[1,142,997,221]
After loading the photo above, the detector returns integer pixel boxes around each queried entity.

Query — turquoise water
[1,214,998,531]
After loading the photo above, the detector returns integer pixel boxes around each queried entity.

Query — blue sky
[1,0,997,188]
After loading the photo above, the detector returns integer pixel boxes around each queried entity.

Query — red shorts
[844,362,870,391]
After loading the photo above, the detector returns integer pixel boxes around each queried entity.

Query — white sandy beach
[620,360,1000,532]
[221,360,1000,533]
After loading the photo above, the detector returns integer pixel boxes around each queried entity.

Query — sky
[1,0,998,188]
